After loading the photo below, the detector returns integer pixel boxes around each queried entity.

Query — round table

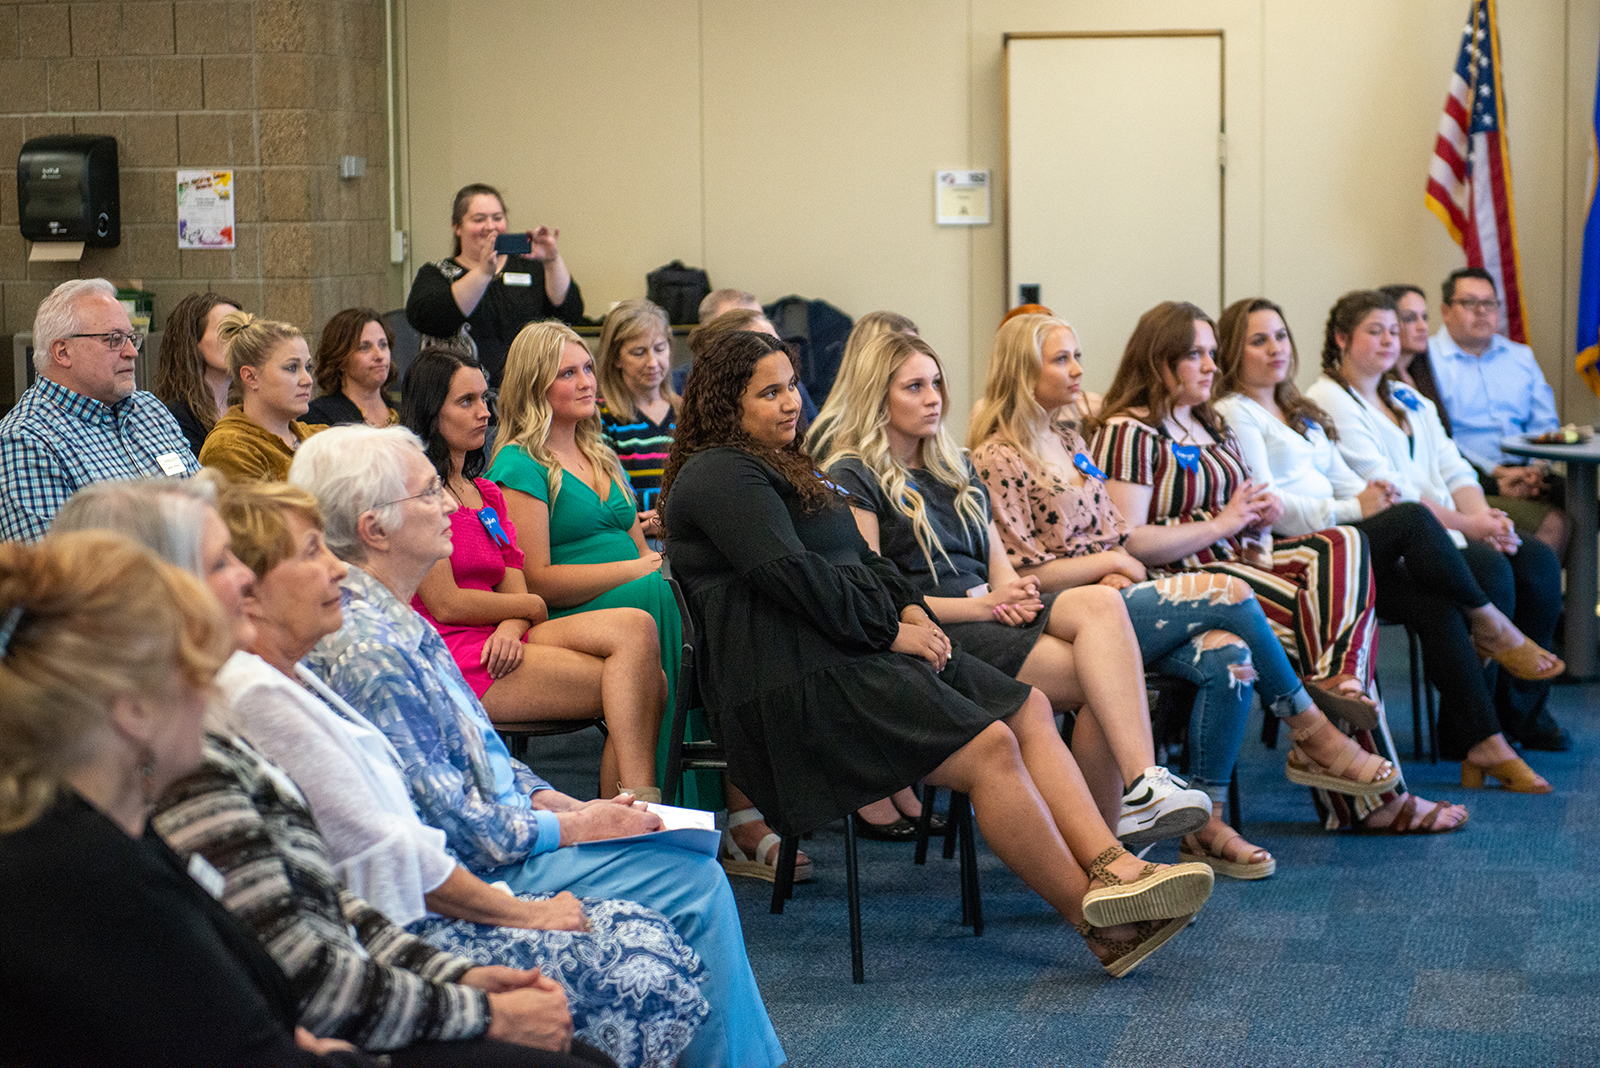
[1501,434,1600,678]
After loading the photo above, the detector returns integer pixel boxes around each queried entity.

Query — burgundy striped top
[1090,414,1254,570]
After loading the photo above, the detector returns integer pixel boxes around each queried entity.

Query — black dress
[306,390,398,427]
[828,456,1055,677]
[664,447,1031,836]
[405,256,585,386]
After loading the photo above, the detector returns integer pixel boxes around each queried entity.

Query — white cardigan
[1305,376,1479,545]
[1215,393,1365,537]
[216,650,457,926]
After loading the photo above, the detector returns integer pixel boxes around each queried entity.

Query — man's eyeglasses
[375,477,445,509]
[64,330,146,351]
[1449,298,1501,312]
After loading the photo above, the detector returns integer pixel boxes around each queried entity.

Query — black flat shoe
[1516,724,1572,752]
[853,815,919,842]
[895,808,947,834]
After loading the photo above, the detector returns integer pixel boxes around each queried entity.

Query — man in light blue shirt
[1426,267,1569,558]
[0,278,198,542]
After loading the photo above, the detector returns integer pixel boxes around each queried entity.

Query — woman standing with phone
[406,183,585,385]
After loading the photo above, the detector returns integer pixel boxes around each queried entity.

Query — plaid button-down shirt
[0,377,199,542]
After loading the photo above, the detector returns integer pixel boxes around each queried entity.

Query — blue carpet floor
[530,637,1600,1068]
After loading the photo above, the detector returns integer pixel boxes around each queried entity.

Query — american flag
[1424,0,1527,343]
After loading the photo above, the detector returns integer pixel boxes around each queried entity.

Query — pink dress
[412,478,526,698]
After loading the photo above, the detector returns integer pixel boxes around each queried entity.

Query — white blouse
[1305,376,1480,546]
[215,650,457,926]
[1215,393,1365,537]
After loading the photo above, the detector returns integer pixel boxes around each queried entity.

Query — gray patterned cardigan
[152,732,491,1051]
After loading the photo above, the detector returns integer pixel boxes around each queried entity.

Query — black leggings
[1354,503,1501,753]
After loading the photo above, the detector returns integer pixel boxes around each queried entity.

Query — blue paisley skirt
[409,894,709,1068]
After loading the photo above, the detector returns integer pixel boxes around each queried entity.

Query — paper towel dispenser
[17,134,120,247]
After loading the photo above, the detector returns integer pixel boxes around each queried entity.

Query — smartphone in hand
[494,232,533,256]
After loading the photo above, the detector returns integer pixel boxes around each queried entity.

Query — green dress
[488,444,721,810]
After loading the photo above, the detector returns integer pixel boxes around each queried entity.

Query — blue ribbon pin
[477,505,512,548]
[1171,443,1202,472]
[1073,452,1108,481]
[1394,388,1423,412]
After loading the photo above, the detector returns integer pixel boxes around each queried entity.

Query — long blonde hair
[494,321,628,504]
[809,310,920,459]
[596,298,680,420]
[812,332,986,580]
[968,313,1075,468]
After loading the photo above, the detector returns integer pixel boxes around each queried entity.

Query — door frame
[1002,29,1227,313]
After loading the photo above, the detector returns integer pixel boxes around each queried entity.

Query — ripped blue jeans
[1120,572,1314,805]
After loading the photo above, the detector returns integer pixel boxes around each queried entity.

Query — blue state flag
[1578,38,1600,397]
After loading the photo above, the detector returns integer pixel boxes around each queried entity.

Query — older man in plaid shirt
[0,278,198,542]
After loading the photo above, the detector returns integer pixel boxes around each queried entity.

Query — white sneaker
[1115,766,1211,847]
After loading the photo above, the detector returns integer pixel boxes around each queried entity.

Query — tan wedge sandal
[1080,846,1214,928]
[1284,715,1399,798]
[1076,914,1196,978]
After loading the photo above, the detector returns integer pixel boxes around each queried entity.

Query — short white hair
[49,475,219,575]
[33,278,119,373]
[289,425,425,563]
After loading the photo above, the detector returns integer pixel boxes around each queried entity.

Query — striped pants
[1192,525,1401,828]
[1194,525,1377,685]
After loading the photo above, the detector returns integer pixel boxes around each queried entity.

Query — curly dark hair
[660,330,831,513]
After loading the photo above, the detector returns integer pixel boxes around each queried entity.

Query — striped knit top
[152,732,489,1051]
[1090,414,1255,571]
[599,400,675,513]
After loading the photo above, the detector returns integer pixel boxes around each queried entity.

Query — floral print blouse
[971,420,1129,568]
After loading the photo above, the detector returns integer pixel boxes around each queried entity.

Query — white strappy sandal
[719,807,813,883]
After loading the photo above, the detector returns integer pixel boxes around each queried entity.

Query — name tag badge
[156,452,186,476]
[502,272,532,287]
[1171,443,1203,472]
[478,505,512,548]
[187,853,227,900]
[1073,452,1108,481]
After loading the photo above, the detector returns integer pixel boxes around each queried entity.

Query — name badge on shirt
[502,272,532,287]
[1171,443,1202,472]
[1073,452,1108,481]
[156,452,187,476]
[187,853,227,900]
[478,505,512,548]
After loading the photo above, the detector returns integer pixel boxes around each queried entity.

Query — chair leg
[1425,663,1440,765]
[843,813,864,983]
[1407,626,1425,760]
[769,835,799,915]
[913,783,934,866]
[955,793,983,936]
[1227,768,1242,830]
[1260,710,1279,749]
[942,791,961,860]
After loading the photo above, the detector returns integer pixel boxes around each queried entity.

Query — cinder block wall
[0,0,392,368]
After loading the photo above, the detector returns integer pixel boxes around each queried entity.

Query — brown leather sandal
[1355,794,1469,835]
[1285,714,1399,798]
[1304,674,1379,730]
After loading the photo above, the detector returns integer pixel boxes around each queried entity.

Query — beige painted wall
[402,0,1600,435]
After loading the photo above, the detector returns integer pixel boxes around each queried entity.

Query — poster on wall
[935,170,990,226]
[176,169,235,249]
